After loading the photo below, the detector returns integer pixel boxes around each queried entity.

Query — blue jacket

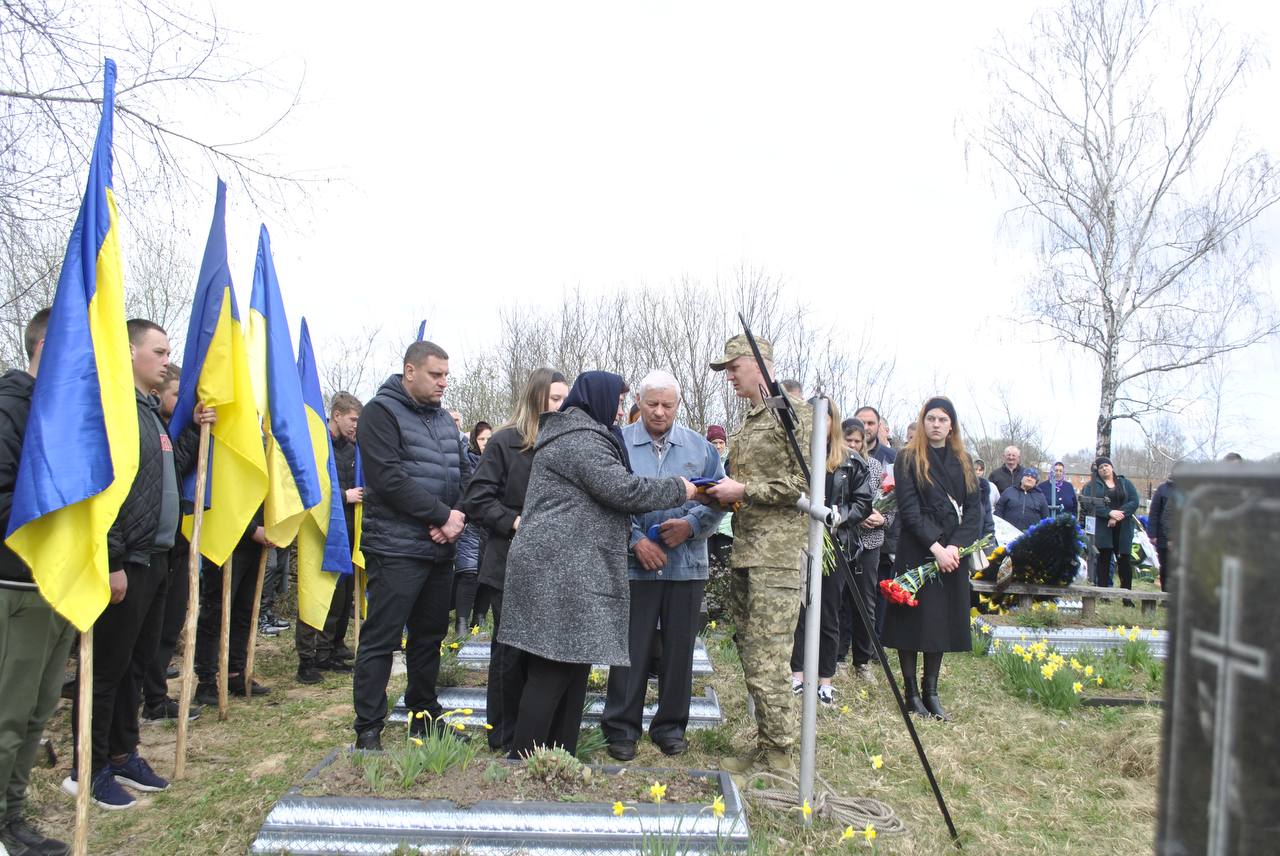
[624,421,725,581]
[995,484,1050,532]
[1038,479,1077,517]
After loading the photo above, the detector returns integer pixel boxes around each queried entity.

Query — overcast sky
[140,0,1280,459]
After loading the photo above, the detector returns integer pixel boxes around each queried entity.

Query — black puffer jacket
[357,375,472,560]
[0,370,35,585]
[109,391,169,568]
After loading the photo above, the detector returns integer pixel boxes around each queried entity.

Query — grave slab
[389,686,724,730]
[250,750,750,855]
[977,619,1169,658]
[1157,463,1279,856]
[457,638,715,676]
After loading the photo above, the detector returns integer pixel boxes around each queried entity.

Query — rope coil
[740,771,907,836]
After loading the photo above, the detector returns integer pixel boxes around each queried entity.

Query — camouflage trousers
[729,566,802,753]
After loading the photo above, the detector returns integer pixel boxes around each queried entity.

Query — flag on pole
[296,317,352,630]
[5,60,139,632]
[169,180,268,566]
[416,320,426,341]
[247,225,321,547]
[351,446,365,571]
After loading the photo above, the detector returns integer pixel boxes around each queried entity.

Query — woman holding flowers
[1080,456,1139,591]
[881,396,981,721]
[838,416,894,683]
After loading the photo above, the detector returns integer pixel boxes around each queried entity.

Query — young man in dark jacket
[63,319,208,810]
[0,309,79,852]
[351,341,471,750]
[1148,477,1176,591]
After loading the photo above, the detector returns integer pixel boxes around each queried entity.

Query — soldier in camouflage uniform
[706,334,811,775]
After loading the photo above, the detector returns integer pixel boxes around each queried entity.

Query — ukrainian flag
[169,180,268,566]
[351,446,365,571]
[248,225,321,547]
[4,60,138,631]
[296,318,352,630]
[416,320,427,341]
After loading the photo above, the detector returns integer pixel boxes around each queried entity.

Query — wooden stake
[352,566,364,654]
[217,554,232,721]
[73,628,93,856]
[174,420,211,779]
[243,545,270,697]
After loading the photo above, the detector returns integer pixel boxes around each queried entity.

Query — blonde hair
[903,396,976,494]
[824,400,847,474]
[503,368,567,452]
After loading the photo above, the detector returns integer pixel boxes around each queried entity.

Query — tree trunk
[1096,351,1118,458]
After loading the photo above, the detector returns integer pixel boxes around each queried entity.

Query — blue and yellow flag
[296,317,352,630]
[351,446,365,571]
[169,181,268,566]
[5,60,139,631]
[248,225,321,547]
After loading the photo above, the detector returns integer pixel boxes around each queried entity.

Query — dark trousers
[1157,545,1170,592]
[194,546,259,685]
[352,553,452,735]
[1096,548,1133,589]
[142,538,189,707]
[874,549,893,637]
[484,584,527,751]
[510,654,590,757]
[72,555,168,772]
[790,564,843,679]
[837,546,881,667]
[0,588,76,820]
[451,569,479,633]
[260,545,290,614]
[296,572,355,665]
[601,578,704,745]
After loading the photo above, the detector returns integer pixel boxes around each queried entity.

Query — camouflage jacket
[727,397,811,571]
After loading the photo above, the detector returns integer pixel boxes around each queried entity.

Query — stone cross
[1189,556,1269,856]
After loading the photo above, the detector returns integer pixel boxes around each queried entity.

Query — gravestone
[1157,463,1280,855]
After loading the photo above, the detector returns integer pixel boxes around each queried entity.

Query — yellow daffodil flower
[415,710,427,720]
[863,824,877,841]
[1095,676,1104,686]
[970,615,977,626]
[1021,653,1033,663]
[1070,658,1083,671]
[470,625,480,636]
[650,782,666,803]
[871,755,884,770]
[461,708,474,714]
[980,624,992,635]
[841,826,855,841]
[613,800,627,817]
[798,800,812,819]
[1084,665,1094,677]
[1041,664,1056,679]
[859,688,869,700]
[1073,681,1083,694]
[449,642,460,650]
[708,620,717,630]
[484,723,494,730]
[711,794,725,818]
[454,723,466,731]
[993,640,1002,650]
[410,736,423,746]
[840,705,851,714]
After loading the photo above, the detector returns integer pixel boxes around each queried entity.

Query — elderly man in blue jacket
[601,370,724,761]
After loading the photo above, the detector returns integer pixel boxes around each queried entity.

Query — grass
[29,623,1162,855]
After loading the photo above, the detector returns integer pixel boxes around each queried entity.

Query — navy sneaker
[61,767,136,810]
[109,753,169,792]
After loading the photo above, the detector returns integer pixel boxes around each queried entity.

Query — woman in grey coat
[501,371,695,757]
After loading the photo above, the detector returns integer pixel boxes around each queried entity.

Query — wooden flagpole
[174,420,211,778]
[216,554,232,720]
[72,628,93,856]
[243,545,270,697]
[353,566,364,653]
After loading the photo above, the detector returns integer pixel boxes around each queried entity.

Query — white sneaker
[817,685,836,706]
[791,677,803,695]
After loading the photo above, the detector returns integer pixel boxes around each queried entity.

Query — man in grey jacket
[601,371,724,761]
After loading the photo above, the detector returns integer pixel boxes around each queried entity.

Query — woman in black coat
[881,396,981,721]
[459,368,568,751]
[1079,456,1140,589]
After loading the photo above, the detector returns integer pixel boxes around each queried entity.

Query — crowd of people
[0,308,1210,853]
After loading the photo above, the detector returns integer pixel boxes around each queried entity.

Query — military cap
[710,333,772,371]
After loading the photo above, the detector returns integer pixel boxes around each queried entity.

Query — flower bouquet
[880,535,992,607]
[872,481,896,515]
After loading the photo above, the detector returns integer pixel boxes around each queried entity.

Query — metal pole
[799,395,827,823]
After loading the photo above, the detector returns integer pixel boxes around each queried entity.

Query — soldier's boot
[761,749,795,775]
[720,749,760,774]
[903,675,931,718]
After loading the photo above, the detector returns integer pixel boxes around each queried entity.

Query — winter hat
[1093,456,1113,470]
[706,425,727,443]
[1022,467,1039,480]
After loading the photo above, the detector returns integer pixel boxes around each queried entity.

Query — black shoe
[921,676,951,722]
[654,736,687,757]
[5,817,70,856]
[266,612,291,629]
[296,664,323,685]
[606,740,637,762]
[194,683,220,707]
[227,676,271,697]
[258,621,284,637]
[903,675,931,718]
[142,698,201,722]
[317,658,352,673]
[165,663,179,680]
[331,648,354,663]
[354,728,382,751]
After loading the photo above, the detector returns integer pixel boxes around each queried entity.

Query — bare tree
[979,0,1280,456]
[318,323,385,405]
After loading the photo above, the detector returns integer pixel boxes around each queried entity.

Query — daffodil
[841,826,855,841]
[970,607,979,618]
[454,723,466,731]
[992,640,1002,651]
[711,794,725,818]
[800,800,813,819]
[470,624,481,636]
[840,704,851,714]
[708,620,717,630]
[1070,658,1083,671]
[461,708,474,715]
[1095,675,1104,686]
[612,800,627,817]
[859,688,869,700]
[1040,664,1056,679]
[649,781,667,803]
[483,723,494,730]
[449,641,460,650]
[1072,681,1083,694]
[1084,665,1094,677]
[970,615,978,626]
[870,754,883,770]
[415,710,427,719]
[863,824,877,842]
[410,736,424,746]
[980,624,992,635]
[1021,653,1033,664]
[1013,644,1025,656]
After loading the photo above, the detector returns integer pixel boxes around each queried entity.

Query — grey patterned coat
[499,407,686,667]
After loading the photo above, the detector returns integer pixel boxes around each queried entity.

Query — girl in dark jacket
[460,369,568,751]
[1080,457,1140,589]
[451,421,491,635]
[882,396,981,721]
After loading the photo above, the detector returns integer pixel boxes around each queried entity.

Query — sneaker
[142,697,201,723]
[5,817,70,855]
[258,621,284,637]
[855,663,876,684]
[817,684,835,706]
[266,612,291,629]
[109,752,169,792]
[194,683,220,707]
[790,677,803,696]
[227,676,270,697]
[296,664,323,684]
[354,728,382,751]
[165,663,179,680]
[61,767,136,810]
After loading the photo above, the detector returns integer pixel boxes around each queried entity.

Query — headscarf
[561,370,631,472]
[1052,460,1066,488]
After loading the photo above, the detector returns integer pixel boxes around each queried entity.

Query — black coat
[460,425,532,591]
[989,463,1021,498]
[0,370,34,585]
[1080,474,1140,553]
[882,446,981,653]
[829,455,874,556]
[1148,479,1175,545]
[357,375,472,560]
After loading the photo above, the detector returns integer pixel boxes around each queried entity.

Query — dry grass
[26,627,1162,855]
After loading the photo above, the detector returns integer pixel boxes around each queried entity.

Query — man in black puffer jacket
[62,319,209,811]
[351,341,472,749]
